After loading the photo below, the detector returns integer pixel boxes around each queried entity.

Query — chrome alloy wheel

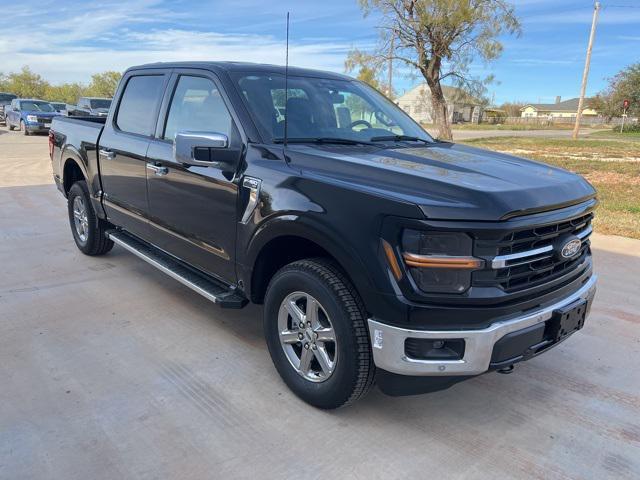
[72,195,89,243]
[278,292,337,383]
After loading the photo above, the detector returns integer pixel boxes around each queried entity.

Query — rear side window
[116,75,164,136]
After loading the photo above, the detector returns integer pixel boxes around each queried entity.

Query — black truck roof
[127,61,353,81]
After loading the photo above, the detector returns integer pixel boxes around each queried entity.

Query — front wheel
[20,121,30,136]
[67,181,114,255]
[264,258,375,409]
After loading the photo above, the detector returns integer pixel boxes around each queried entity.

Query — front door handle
[146,163,169,176]
[99,149,115,160]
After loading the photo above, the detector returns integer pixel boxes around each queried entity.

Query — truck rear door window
[163,76,232,141]
[116,75,164,136]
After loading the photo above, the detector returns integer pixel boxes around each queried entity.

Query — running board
[107,230,247,309]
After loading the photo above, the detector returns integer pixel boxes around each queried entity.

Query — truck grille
[474,212,593,293]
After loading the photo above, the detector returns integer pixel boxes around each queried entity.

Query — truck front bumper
[368,274,597,377]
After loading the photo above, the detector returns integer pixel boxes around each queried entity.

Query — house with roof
[396,84,483,124]
[520,97,598,118]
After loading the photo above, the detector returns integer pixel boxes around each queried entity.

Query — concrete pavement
[1,128,639,479]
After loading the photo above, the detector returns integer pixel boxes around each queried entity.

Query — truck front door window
[164,76,232,141]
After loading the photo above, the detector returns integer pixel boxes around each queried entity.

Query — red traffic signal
[623,99,630,109]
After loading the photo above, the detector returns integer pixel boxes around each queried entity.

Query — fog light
[404,338,465,360]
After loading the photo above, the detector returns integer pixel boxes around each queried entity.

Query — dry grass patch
[462,137,640,239]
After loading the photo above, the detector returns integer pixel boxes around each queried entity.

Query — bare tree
[356,0,520,140]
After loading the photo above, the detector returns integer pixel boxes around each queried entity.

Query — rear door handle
[146,163,169,176]
[99,149,115,160]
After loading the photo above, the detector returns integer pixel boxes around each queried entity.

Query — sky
[1,0,638,105]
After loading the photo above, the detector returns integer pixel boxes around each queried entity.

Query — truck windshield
[20,101,55,112]
[234,74,433,144]
[90,99,111,109]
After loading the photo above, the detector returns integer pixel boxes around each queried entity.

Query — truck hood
[288,142,596,221]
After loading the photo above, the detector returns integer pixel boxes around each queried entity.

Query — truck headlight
[401,230,482,294]
[26,115,38,123]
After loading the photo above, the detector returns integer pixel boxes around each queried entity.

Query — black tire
[264,258,375,409]
[8,121,14,131]
[21,121,29,136]
[67,180,114,256]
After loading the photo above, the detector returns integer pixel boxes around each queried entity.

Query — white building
[397,84,483,124]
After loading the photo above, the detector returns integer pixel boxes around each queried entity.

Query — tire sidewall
[67,181,98,254]
[264,265,364,408]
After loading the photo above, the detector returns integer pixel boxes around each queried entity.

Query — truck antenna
[283,12,290,149]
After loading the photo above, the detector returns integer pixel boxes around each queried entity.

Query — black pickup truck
[50,62,597,408]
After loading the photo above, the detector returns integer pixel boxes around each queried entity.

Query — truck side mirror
[174,131,240,171]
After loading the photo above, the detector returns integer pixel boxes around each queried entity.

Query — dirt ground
[1,128,639,479]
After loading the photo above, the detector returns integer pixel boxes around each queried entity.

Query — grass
[461,136,640,239]
[421,122,603,131]
[588,130,640,141]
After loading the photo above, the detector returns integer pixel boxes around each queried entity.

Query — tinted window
[116,75,164,136]
[164,76,232,141]
[90,99,111,109]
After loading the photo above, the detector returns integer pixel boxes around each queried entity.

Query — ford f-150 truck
[50,62,597,409]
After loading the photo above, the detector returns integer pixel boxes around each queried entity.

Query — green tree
[345,49,384,92]
[44,82,86,104]
[86,71,122,98]
[3,66,50,99]
[355,0,520,140]
[594,63,640,120]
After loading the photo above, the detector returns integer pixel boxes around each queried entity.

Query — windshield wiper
[273,137,377,146]
[370,135,432,144]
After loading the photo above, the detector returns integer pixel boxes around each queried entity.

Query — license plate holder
[548,299,588,342]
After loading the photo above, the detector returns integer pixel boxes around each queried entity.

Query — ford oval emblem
[560,238,582,259]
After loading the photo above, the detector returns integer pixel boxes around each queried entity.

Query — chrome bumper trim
[367,275,597,376]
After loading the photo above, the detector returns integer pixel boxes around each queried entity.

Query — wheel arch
[245,215,378,309]
[61,148,89,196]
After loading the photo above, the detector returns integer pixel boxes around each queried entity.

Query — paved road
[1,128,639,479]
[448,128,603,141]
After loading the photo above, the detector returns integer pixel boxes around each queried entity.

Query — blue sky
[2,0,638,104]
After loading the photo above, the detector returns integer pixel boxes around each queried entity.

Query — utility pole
[387,35,394,98]
[572,1,600,140]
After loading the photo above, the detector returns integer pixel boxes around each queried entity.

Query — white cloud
[1,1,354,84]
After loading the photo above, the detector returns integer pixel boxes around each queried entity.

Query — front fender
[242,212,387,309]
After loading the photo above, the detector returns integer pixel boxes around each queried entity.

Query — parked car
[49,102,67,113]
[50,62,597,409]
[7,99,61,135]
[70,97,112,117]
[0,92,18,125]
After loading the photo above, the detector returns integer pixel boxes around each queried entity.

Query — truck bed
[50,115,107,200]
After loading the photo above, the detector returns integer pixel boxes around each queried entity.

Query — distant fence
[481,115,636,126]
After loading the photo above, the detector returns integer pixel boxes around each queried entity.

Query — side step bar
[107,230,247,309]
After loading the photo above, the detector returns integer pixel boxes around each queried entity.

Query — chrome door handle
[99,149,115,160]
[146,163,169,176]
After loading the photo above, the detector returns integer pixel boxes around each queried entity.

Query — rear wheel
[264,258,375,409]
[67,180,114,255]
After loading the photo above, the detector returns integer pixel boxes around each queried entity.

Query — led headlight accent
[402,230,481,294]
